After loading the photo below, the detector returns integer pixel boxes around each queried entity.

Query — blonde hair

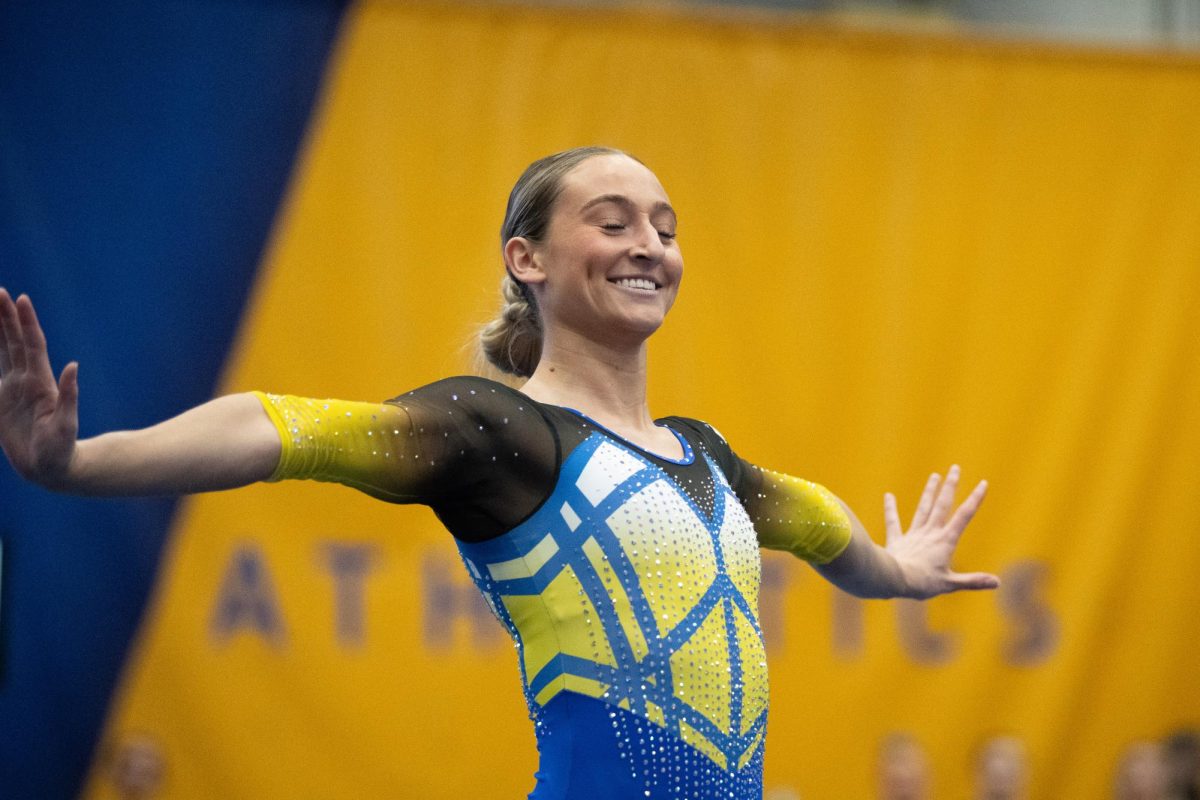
[480,145,633,377]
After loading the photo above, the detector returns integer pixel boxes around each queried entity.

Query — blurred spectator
[972,735,1029,800]
[764,788,802,800]
[1114,741,1168,800]
[1164,729,1200,800]
[107,732,165,800]
[877,732,930,800]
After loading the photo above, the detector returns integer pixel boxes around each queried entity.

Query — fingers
[910,472,940,529]
[883,492,901,545]
[16,294,54,383]
[0,288,23,374]
[947,479,988,542]
[929,464,960,526]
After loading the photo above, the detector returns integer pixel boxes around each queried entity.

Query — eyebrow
[580,193,677,222]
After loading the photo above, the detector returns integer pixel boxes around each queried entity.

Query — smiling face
[507,153,684,349]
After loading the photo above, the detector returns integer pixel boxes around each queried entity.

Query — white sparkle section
[717,490,762,608]
[575,441,645,506]
[560,501,582,531]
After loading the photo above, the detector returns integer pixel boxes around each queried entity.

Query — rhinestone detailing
[458,432,768,797]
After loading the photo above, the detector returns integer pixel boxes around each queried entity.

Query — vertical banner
[0,3,346,798]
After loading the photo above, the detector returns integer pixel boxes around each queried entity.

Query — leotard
[255,376,851,799]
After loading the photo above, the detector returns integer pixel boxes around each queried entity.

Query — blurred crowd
[874,728,1200,800]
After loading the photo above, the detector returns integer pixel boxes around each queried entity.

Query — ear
[504,237,547,286]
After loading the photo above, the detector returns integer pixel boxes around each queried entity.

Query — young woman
[0,146,996,799]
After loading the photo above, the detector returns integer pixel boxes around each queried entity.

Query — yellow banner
[85,3,1200,798]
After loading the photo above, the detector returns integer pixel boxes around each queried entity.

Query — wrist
[44,438,88,493]
[885,549,925,600]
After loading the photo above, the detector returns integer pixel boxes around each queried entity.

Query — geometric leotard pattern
[254,375,852,800]
[456,432,768,799]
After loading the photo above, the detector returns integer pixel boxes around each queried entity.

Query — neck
[519,325,654,431]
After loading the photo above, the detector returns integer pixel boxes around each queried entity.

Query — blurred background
[1,1,1198,798]
[570,0,1200,46]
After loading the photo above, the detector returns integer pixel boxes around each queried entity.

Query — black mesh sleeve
[257,375,559,542]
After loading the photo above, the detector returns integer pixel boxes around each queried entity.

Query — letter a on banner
[210,542,286,646]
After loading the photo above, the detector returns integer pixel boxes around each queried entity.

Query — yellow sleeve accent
[751,470,852,564]
[251,391,418,503]
[252,391,292,481]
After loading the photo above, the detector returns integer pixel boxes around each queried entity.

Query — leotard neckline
[558,406,695,465]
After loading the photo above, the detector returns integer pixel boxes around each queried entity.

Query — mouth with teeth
[609,277,660,292]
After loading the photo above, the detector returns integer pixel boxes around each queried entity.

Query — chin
[619,313,669,342]
[622,298,674,329]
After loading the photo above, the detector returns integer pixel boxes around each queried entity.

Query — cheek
[547,236,609,277]
[663,262,683,311]
[668,253,684,284]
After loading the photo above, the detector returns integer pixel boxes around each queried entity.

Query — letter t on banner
[319,541,379,648]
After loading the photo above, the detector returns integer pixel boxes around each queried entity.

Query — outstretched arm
[814,465,998,600]
[0,289,279,495]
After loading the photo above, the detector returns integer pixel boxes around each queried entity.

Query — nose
[630,217,665,263]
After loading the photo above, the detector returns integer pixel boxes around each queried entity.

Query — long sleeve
[665,416,852,564]
[251,376,560,542]
[255,392,426,503]
[736,464,852,564]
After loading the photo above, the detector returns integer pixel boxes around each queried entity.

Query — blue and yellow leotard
[255,376,851,800]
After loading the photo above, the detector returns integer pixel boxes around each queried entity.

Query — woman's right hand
[1,287,281,497]
[0,289,80,489]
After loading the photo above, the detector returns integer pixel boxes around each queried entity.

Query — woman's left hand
[883,465,999,600]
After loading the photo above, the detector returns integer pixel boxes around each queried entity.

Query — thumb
[949,571,1001,591]
[56,361,79,420]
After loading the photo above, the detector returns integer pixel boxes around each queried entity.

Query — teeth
[614,278,657,291]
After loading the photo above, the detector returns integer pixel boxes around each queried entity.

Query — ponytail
[479,274,542,378]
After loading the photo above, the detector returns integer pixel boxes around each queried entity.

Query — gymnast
[0,146,996,799]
